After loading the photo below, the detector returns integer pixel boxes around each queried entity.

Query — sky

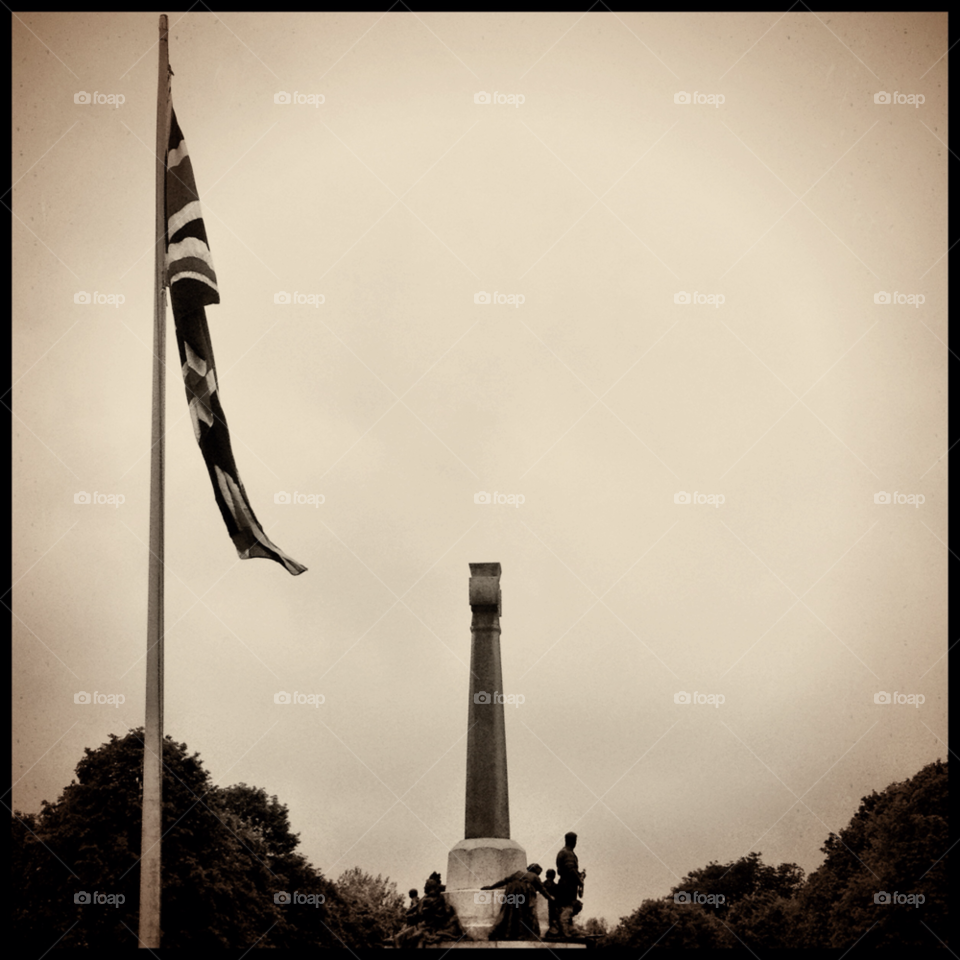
[12,11,948,931]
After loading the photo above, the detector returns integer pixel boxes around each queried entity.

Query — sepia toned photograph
[11,10,947,952]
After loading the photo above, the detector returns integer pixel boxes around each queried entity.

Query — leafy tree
[581,915,609,937]
[603,896,726,949]
[606,760,947,951]
[718,889,801,949]
[11,729,341,948]
[669,850,804,918]
[795,758,948,949]
[331,866,406,946]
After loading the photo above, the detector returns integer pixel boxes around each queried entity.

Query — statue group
[395,832,586,946]
[393,872,464,948]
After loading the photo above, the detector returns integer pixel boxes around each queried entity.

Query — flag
[165,107,306,576]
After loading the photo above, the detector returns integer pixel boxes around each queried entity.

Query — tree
[669,851,804,919]
[606,851,804,949]
[794,758,948,949]
[581,915,608,937]
[11,729,338,948]
[605,760,948,951]
[604,896,726,949]
[331,866,406,946]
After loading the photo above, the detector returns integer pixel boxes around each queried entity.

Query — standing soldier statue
[555,831,586,939]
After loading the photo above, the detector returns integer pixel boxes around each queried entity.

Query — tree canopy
[11,728,404,948]
[605,759,948,950]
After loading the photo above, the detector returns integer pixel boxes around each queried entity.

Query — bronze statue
[543,868,561,938]
[393,888,423,948]
[481,863,554,941]
[395,872,465,947]
[555,832,586,938]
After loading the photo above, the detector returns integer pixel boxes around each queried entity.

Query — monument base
[426,942,586,949]
[445,837,527,942]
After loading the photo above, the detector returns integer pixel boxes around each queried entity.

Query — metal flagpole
[139,12,170,949]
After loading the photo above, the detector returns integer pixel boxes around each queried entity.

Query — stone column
[446,563,526,940]
[465,562,509,838]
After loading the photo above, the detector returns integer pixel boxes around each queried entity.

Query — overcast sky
[12,11,947,929]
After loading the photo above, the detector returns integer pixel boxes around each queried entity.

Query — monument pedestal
[445,837,526,942]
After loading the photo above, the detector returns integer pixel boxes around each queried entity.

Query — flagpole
[139,12,170,949]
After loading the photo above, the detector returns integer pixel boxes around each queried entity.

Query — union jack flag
[165,106,306,575]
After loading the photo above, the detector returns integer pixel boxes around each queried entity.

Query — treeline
[603,758,947,950]
[12,730,947,950]
[12,729,405,948]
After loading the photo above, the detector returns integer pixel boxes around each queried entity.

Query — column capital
[469,563,501,613]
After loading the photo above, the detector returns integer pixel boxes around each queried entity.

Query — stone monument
[442,563,584,947]
[445,563,527,941]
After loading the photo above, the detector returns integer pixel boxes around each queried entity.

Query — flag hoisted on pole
[164,112,307,576]
[139,12,307,949]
